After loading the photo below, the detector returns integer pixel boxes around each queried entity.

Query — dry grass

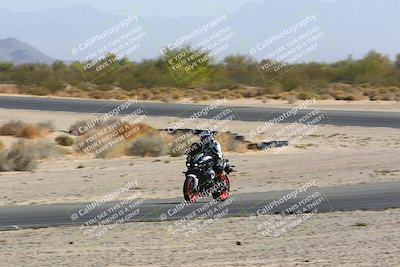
[0,140,4,151]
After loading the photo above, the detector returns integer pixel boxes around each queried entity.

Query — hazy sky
[0,0,265,17]
[1,0,399,61]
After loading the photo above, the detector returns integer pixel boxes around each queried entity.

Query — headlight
[186,162,190,167]
[194,163,198,167]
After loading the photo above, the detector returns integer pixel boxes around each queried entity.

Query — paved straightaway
[1,181,399,230]
[0,96,399,128]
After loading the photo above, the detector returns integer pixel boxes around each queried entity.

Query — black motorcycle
[183,143,233,203]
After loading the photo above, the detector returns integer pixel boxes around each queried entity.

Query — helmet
[199,130,213,143]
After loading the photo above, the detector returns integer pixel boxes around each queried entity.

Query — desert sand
[0,209,399,266]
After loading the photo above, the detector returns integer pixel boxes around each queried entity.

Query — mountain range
[0,37,53,64]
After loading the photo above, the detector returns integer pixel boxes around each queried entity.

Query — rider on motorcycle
[183,130,233,202]
[198,130,225,176]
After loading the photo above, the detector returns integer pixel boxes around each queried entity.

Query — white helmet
[199,130,213,143]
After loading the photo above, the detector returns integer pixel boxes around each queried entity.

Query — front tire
[212,173,230,201]
[183,176,199,203]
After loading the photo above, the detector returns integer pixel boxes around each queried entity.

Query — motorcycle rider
[198,130,225,176]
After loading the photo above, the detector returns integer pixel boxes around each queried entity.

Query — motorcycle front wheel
[212,173,230,201]
[183,176,200,203]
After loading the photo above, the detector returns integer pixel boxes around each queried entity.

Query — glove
[215,159,225,173]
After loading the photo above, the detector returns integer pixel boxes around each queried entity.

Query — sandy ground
[0,108,399,205]
[199,98,400,112]
[0,209,399,266]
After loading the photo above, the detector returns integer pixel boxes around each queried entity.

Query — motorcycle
[183,143,234,203]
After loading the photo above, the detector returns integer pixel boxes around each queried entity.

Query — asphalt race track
[1,181,399,230]
[0,95,399,128]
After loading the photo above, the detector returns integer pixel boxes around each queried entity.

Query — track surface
[1,96,399,128]
[1,181,399,230]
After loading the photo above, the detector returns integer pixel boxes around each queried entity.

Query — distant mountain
[0,37,53,64]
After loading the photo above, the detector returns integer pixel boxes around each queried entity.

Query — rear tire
[183,177,199,203]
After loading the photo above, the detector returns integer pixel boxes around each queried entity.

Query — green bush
[55,135,74,146]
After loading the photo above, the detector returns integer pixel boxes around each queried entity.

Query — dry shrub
[0,141,58,172]
[55,135,74,146]
[0,121,50,138]
[37,121,55,132]
[117,122,157,141]
[297,91,317,100]
[0,140,4,151]
[127,135,168,157]
[236,86,264,98]
[20,125,41,139]
[0,141,37,171]
[33,141,60,159]
[215,132,247,153]
[74,118,158,157]
[192,92,213,102]
[96,141,129,159]
[87,88,128,100]
[161,94,175,103]
[286,95,298,104]
[0,121,26,136]
[23,86,51,96]
[171,90,184,100]
[97,122,162,158]
[20,125,49,139]
[139,90,154,100]
[69,119,97,136]
[54,87,90,98]
[0,84,19,94]
[168,132,197,157]
[328,83,367,101]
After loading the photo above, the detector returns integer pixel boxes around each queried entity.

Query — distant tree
[41,77,65,92]
[52,60,66,72]
[161,46,213,87]
[0,62,13,72]
[395,54,400,69]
